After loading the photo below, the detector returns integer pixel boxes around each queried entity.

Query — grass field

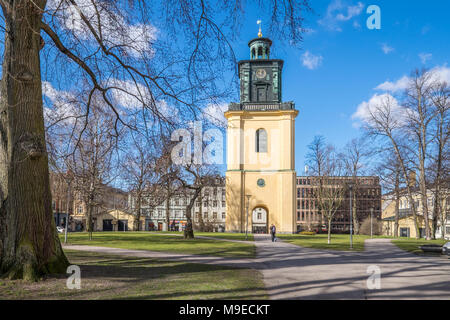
[155,231,254,241]
[277,233,448,254]
[60,232,256,258]
[391,238,448,255]
[0,250,267,300]
[277,233,391,251]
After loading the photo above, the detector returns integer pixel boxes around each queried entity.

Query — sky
[227,0,450,175]
[2,0,448,181]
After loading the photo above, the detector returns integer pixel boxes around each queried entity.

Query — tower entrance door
[252,207,268,234]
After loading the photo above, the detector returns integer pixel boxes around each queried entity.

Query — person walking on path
[270,224,276,242]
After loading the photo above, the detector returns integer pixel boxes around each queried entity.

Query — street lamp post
[348,183,354,249]
[245,194,252,241]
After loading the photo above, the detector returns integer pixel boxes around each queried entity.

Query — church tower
[225,27,298,234]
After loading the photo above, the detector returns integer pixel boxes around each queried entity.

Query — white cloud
[354,65,450,127]
[301,51,323,70]
[318,0,364,31]
[419,53,432,64]
[108,79,179,120]
[202,103,228,128]
[47,0,157,58]
[375,75,411,92]
[109,79,149,109]
[336,2,364,21]
[352,93,408,127]
[381,43,394,54]
[42,81,81,125]
[374,65,450,93]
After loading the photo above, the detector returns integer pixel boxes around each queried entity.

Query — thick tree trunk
[0,0,69,280]
[184,204,194,239]
[165,195,170,231]
[135,192,142,231]
[184,188,201,239]
[86,201,93,240]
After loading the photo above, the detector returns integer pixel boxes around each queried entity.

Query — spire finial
[257,20,262,37]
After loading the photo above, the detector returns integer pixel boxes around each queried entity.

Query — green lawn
[197,232,254,241]
[391,238,448,255]
[155,231,254,241]
[0,250,267,300]
[277,233,392,251]
[60,232,255,258]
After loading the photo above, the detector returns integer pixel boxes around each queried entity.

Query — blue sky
[2,0,445,179]
[227,0,450,174]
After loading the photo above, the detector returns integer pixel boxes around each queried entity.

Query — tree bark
[135,191,142,231]
[165,193,170,231]
[327,219,332,244]
[86,200,93,240]
[184,188,201,239]
[394,171,400,238]
[0,0,69,280]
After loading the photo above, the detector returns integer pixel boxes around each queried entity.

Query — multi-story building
[71,185,128,231]
[129,178,226,232]
[296,176,382,233]
[50,171,128,231]
[381,186,450,239]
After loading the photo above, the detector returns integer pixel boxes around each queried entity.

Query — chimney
[408,171,416,188]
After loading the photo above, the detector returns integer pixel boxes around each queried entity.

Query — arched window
[257,46,263,59]
[251,48,256,59]
[255,128,267,153]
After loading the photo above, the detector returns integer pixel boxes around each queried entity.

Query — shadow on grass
[0,251,266,300]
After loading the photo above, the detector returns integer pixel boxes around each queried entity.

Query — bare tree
[403,70,437,239]
[155,138,182,232]
[306,136,345,243]
[0,0,311,279]
[339,137,373,234]
[177,160,220,239]
[315,177,346,244]
[121,133,160,231]
[305,136,334,230]
[428,80,450,238]
[68,104,118,240]
[361,93,421,238]
[374,151,404,237]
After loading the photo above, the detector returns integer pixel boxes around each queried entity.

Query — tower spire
[257,20,262,38]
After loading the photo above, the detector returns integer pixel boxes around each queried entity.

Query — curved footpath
[63,236,450,300]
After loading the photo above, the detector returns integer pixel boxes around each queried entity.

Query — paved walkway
[63,236,450,300]
[253,236,450,299]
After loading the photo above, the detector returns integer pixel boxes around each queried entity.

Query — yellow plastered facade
[225,109,298,233]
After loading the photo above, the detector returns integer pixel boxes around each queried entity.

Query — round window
[257,178,265,187]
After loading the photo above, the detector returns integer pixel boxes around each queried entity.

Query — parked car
[442,242,450,256]
[56,226,65,233]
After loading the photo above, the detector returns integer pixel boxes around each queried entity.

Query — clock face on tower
[255,68,267,79]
